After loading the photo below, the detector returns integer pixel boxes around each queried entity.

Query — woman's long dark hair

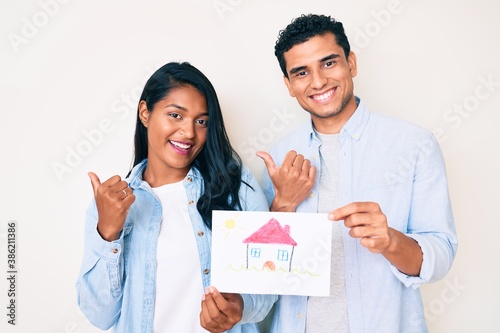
[130,62,247,229]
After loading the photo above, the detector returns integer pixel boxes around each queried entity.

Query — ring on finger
[122,189,128,197]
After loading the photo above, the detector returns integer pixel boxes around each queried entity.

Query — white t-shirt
[152,181,209,333]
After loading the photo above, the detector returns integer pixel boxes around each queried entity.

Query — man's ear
[283,75,296,97]
[348,51,358,78]
[138,100,150,127]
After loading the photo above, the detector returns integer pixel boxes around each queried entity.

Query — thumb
[256,151,278,176]
[87,172,101,196]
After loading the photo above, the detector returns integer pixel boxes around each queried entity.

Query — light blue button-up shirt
[262,98,458,333]
[77,159,277,333]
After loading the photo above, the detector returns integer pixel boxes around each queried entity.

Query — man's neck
[311,96,358,134]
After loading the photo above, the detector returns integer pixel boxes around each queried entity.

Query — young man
[257,14,457,332]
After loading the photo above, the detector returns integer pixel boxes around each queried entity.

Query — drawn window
[277,250,289,261]
[250,248,261,258]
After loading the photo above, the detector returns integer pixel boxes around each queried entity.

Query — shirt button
[112,248,119,254]
[188,200,194,205]
[198,231,204,237]
[298,313,303,319]
[204,268,210,274]
[187,177,192,182]
[309,193,314,198]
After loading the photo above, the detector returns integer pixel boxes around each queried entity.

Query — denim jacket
[77,159,277,333]
[262,98,458,333]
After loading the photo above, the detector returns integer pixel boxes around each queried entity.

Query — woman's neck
[142,161,190,188]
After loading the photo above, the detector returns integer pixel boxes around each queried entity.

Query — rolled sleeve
[390,135,458,288]
[240,293,278,323]
[89,226,124,296]
[76,201,125,329]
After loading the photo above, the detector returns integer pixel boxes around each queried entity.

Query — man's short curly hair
[274,14,351,78]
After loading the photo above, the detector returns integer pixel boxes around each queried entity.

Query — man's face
[283,33,357,133]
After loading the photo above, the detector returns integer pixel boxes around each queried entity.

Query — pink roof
[242,218,297,246]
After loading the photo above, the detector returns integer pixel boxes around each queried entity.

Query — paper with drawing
[211,210,332,296]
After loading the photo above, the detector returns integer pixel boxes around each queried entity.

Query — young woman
[76,62,276,333]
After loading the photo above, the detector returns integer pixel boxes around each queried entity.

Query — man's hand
[88,172,135,241]
[330,202,391,253]
[257,150,316,212]
[200,286,243,333]
[330,202,423,276]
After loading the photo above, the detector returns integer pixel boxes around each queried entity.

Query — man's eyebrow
[289,65,307,76]
[320,53,341,62]
[288,54,342,76]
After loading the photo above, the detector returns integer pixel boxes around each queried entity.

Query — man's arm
[331,202,423,276]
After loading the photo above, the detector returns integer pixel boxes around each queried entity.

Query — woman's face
[140,85,208,184]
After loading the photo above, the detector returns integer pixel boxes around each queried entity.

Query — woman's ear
[138,101,149,127]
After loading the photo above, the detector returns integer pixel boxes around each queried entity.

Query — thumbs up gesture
[88,172,135,241]
[256,150,316,212]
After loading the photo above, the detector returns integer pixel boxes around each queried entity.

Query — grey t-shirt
[305,131,349,332]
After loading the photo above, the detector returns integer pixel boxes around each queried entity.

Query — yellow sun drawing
[216,213,245,239]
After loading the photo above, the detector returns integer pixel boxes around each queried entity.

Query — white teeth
[170,141,191,149]
[312,89,334,101]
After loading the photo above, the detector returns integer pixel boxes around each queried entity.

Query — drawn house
[242,218,297,272]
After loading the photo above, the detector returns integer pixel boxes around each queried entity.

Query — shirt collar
[306,96,370,144]
[342,96,370,141]
[127,159,147,189]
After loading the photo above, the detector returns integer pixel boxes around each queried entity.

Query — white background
[1,0,499,332]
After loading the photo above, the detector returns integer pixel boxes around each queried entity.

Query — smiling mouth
[170,140,192,150]
[311,88,335,102]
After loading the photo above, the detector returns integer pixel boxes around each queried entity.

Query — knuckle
[116,202,126,211]
[211,312,222,322]
[96,186,106,196]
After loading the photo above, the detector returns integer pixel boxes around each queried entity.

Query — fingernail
[328,213,335,220]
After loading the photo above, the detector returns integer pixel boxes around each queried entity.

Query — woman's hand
[200,286,243,333]
[88,172,135,241]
